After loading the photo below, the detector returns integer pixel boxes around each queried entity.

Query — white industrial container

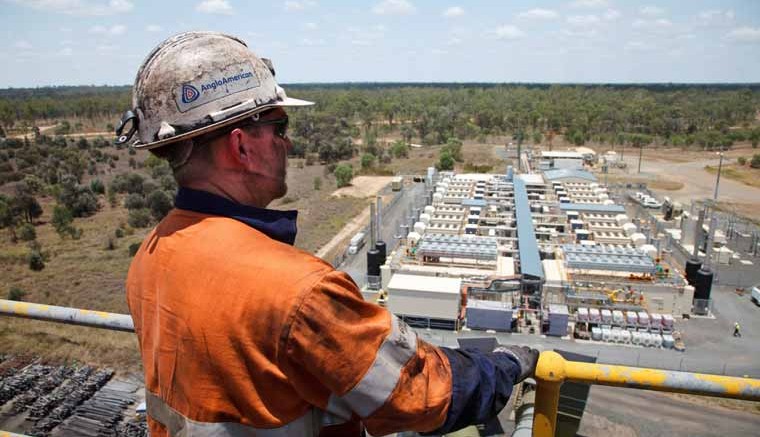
[603,199,615,205]
[433,192,443,204]
[631,331,642,345]
[622,222,637,236]
[602,327,612,342]
[413,221,427,234]
[639,244,657,258]
[615,214,631,226]
[630,233,646,247]
[641,332,652,347]
[591,327,602,341]
[652,333,663,348]
[424,205,435,215]
[598,193,609,200]
[662,334,675,349]
[419,213,431,225]
[637,312,650,328]
[577,307,589,323]
[650,313,663,329]
[662,314,674,329]
[611,327,622,343]
[589,308,601,323]
[406,231,421,246]
[601,309,612,323]
[612,310,625,326]
[387,274,462,321]
[625,311,638,326]
[620,329,632,343]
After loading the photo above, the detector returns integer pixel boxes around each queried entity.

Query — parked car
[751,284,760,306]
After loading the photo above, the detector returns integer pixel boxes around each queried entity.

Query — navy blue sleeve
[425,347,521,435]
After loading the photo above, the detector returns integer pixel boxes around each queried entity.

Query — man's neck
[181,179,270,208]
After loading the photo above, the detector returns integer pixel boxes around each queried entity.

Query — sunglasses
[246,112,289,139]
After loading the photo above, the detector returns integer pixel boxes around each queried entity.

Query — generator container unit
[465,300,513,332]
[622,222,637,236]
[566,211,580,221]
[685,258,702,286]
[615,214,631,226]
[577,307,589,323]
[612,310,625,326]
[631,330,642,345]
[610,327,622,343]
[652,333,663,348]
[591,326,602,341]
[601,309,612,324]
[601,327,612,342]
[547,304,570,337]
[576,229,591,242]
[589,308,601,323]
[637,311,650,328]
[662,334,675,349]
[630,232,646,247]
[424,205,436,215]
[419,213,431,225]
[625,311,638,327]
[650,313,663,330]
[642,332,653,347]
[662,314,675,330]
[620,329,632,344]
[570,219,585,230]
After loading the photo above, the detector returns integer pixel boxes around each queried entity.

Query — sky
[1,0,759,87]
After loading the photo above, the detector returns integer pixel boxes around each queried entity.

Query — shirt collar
[174,187,298,245]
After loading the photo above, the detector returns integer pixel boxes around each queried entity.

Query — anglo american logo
[182,84,200,103]
[201,71,255,92]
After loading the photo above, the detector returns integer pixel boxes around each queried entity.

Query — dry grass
[664,392,760,414]
[602,174,684,191]
[704,164,760,189]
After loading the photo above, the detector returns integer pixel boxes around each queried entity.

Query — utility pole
[637,145,644,174]
[713,151,724,201]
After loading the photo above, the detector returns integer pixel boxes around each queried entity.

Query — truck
[391,176,403,191]
[348,232,366,255]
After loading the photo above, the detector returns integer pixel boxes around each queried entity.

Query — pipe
[369,201,377,247]
[533,351,760,437]
[512,387,536,437]
[693,208,705,258]
[376,196,383,243]
[0,299,134,332]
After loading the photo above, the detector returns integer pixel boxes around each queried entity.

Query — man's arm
[280,270,536,435]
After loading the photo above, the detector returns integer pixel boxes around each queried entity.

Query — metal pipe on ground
[0,299,134,332]
[512,386,536,437]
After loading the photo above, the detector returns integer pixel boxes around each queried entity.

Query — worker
[119,31,539,437]
[734,321,742,337]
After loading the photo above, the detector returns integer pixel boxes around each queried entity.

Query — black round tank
[694,268,714,300]
[685,258,702,286]
[375,241,387,264]
[366,249,381,276]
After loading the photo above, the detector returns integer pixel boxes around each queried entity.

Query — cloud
[625,41,653,51]
[351,39,371,46]
[146,24,163,32]
[632,18,672,30]
[89,24,126,35]
[517,8,558,20]
[304,22,318,31]
[561,28,597,38]
[300,38,325,46]
[196,0,233,14]
[284,1,316,11]
[372,0,415,16]
[725,27,760,43]
[697,9,735,27]
[640,6,664,16]
[570,0,608,8]
[567,15,599,26]
[58,47,73,56]
[432,48,447,55]
[10,0,133,16]
[488,25,525,40]
[443,6,464,18]
[602,9,620,20]
[13,40,33,49]
[447,37,462,46]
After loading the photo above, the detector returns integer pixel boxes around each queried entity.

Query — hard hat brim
[131,97,314,150]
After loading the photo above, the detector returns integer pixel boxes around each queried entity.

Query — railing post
[533,351,566,437]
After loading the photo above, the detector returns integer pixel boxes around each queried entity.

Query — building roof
[387,274,462,294]
[513,178,545,280]
[541,151,585,159]
[559,203,626,213]
[417,234,498,261]
[543,169,598,182]
[516,173,545,185]
[561,244,656,274]
[461,198,487,207]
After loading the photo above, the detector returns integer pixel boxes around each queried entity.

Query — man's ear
[227,128,249,166]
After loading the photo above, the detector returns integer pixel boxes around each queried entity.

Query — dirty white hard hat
[115,31,313,149]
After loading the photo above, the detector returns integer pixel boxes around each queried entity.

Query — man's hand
[493,345,539,382]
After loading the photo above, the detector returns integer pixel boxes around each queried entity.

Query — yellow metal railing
[533,351,760,437]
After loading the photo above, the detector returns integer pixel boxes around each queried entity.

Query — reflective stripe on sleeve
[340,315,418,418]
[146,391,322,437]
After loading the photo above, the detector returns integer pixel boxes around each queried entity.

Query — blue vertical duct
[514,177,544,280]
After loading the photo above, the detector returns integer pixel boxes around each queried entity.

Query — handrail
[0,299,134,332]
[533,350,760,437]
